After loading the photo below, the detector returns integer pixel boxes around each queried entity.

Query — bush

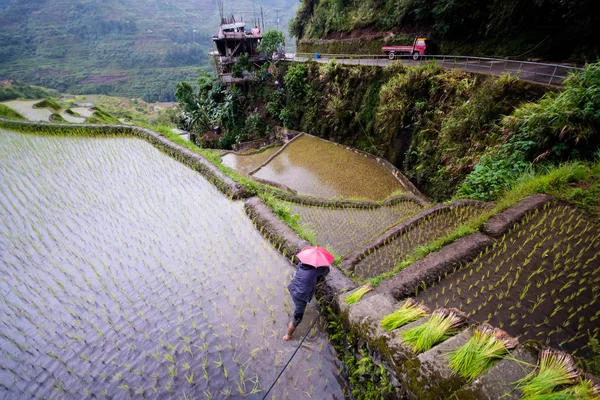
[244,114,266,140]
[458,62,600,201]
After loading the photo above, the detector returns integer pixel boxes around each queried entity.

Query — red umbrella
[296,246,334,267]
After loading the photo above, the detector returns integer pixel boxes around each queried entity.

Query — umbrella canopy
[296,246,334,267]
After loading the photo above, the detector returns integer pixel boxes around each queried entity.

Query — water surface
[253,135,402,200]
[0,130,346,399]
[222,146,281,175]
[1,100,53,121]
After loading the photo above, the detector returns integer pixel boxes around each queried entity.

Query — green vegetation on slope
[86,107,121,124]
[173,59,597,204]
[0,104,26,120]
[290,0,599,63]
[458,62,600,202]
[33,98,61,111]
[0,0,297,101]
[0,80,60,102]
[269,60,547,201]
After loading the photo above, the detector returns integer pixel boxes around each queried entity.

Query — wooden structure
[211,15,265,82]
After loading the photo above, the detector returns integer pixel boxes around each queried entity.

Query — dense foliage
[257,29,286,57]
[290,0,599,62]
[0,0,297,101]
[458,62,600,200]
[271,60,548,200]
[175,72,273,149]
[174,58,597,200]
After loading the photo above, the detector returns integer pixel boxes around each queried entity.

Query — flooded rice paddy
[414,202,600,359]
[60,110,86,123]
[1,100,53,122]
[253,136,403,201]
[354,204,489,280]
[287,200,423,257]
[0,130,346,399]
[221,146,282,175]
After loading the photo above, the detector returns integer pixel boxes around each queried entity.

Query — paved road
[291,55,577,86]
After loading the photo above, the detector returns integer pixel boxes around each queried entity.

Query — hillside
[0,0,297,101]
[290,0,599,63]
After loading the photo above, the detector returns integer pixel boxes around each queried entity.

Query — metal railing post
[549,66,558,85]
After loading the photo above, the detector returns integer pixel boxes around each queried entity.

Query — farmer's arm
[317,266,330,277]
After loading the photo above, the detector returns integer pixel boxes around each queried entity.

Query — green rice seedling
[381,299,430,331]
[518,349,580,399]
[345,283,373,305]
[448,325,518,381]
[400,309,465,353]
[557,379,600,399]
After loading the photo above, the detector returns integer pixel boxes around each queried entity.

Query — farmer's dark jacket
[288,262,330,303]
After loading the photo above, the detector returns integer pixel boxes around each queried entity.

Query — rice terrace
[1,60,600,400]
[0,129,346,398]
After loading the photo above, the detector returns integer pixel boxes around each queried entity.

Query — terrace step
[483,194,553,238]
[375,232,493,300]
[407,327,473,400]
[451,342,540,399]
[346,293,400,340]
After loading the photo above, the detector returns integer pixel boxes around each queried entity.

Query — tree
[175,81,196,114]
[257,30,285,59]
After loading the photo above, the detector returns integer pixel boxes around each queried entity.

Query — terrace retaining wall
[273,191,429,209]
[240,191,572,399]
[341,199,489,272]
[242,196,356,303]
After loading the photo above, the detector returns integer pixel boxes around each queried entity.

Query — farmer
[283,247,332,341]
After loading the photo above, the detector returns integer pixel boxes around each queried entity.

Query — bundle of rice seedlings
[400,308,465,353]
[519,349,580,399]
[553,379,600,400]
[380,299,430,331]
[345,283,373,305]
[448,324,518,381]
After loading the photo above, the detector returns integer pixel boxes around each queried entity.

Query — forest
[0,0,297,101]
[290,0,599,63]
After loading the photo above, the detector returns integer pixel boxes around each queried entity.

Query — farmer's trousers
[291,295,308,327]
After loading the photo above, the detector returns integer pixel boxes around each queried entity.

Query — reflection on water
[254,135,403,200]
[1,100,53,121]
[0,130,345,399]
[221,146,282,175]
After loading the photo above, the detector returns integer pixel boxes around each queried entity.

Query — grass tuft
[0,104,26,120]
[400,309,464,353]
[448,325,517,381]
[380,299,429,331]
[33,98,61,111]
[519,349,580,399]
[345,283,373,305]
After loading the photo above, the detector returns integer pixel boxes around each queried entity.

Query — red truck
[382,37,429,60]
